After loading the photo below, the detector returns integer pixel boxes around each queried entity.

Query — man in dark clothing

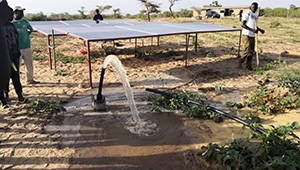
[238,10,243,21]
[0,0,12,108]
[1,10,27,109]
[93,9,103,23]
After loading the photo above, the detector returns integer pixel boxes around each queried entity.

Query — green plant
[56,52,86,64]
[214,82,225,91]
[200,122,300,170]
[27,99,66,117]
[269,21,281,28]
[33,55,46,61]
[54,70,69,76]
[225,101,244,109]
[204,49,215,57]
[254,60,282,75]
[135,50,149,60]
[242,85,299,114]
[149,90,223,122]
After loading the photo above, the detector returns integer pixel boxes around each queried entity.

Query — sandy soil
[1,17,300,169]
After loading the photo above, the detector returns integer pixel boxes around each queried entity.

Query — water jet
[93,55,140,123]
[92,55,158,136]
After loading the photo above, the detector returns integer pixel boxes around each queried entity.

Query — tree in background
[210,1,222,7]
[113,8,121,18]
[77,6,87,19]
[26,12,47,21]
[289,4,297,10]
[168,0,179,18]
[204,1,222,7]
[138,0,161,21]
[96,5,112,14]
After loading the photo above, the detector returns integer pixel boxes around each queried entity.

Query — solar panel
[30,20,241,88]
[31,20,240,40]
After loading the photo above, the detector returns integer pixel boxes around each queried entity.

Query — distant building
[193,5,250,19]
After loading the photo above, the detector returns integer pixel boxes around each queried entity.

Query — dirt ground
[1,17,300,169]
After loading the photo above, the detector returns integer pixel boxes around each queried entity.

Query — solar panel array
[30,20,241,88]
[30,20,240,41]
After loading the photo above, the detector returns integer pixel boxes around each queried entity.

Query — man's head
[95,9,99,13]
[13,6,25,20]
[0,0,13,25]
[250,2,258,13]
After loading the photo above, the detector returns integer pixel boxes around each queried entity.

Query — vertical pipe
[87,41,92,88]
[51,29,57,71]
[96,68,106,101]
[47,35,52,69]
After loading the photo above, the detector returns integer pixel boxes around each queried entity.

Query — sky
[7,0,299,15]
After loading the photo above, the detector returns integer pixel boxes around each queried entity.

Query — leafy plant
[33,55,46,61]
[27,99,66,117]
[269,21,281,28]
[254,60,282,75]
[225,101,244,109]
[54,70,69,76]
[149,90,223,122]
[56,52,86,64]
[200,122,300,170]
[135,50,149,60]
[214,82,225,91]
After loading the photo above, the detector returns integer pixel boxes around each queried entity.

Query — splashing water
[102,55,158,136]
[103,55,140,123]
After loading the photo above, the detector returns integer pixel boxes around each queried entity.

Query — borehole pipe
[96,68,106,101]
[146,88,265,134]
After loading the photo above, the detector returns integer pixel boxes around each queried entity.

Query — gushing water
[103,55,140,123]
[102,55,158,136]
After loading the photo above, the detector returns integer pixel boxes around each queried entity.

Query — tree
[96,5,112,13]
[113,8,120,18]
[77,6,87,19]
[138,0,161,21]
[290,4,297,10]
[168,0,179,18]
[210,1,222,7]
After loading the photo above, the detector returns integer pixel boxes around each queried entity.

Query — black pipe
[96,68,106,101]
[145,88,265,134]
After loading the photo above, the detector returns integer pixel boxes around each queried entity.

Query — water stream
[102,55,158,136]
[103,55,140,122]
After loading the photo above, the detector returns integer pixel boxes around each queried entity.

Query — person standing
[239,2,264,70]
[93,9,103,24]
[238,10,243,21]
[0,0,13,109]
[12,6,39,84]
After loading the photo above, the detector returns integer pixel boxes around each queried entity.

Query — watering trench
[45,87,203,169]
[43,55,300,169]
[43,55,255,169]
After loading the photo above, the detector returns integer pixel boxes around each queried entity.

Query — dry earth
[1,17,300,169]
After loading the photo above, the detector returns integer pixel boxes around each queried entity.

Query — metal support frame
[51,29,57,71]
[87,41,92,88]
[47,35,53,69]
[47,26,242,88]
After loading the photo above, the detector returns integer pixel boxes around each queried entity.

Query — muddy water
[45,86,299,169]
[46,87,211,169]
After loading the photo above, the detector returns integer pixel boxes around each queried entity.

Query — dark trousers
[0,58,23,105]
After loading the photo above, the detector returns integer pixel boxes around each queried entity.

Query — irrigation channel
[44,55,267,169]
